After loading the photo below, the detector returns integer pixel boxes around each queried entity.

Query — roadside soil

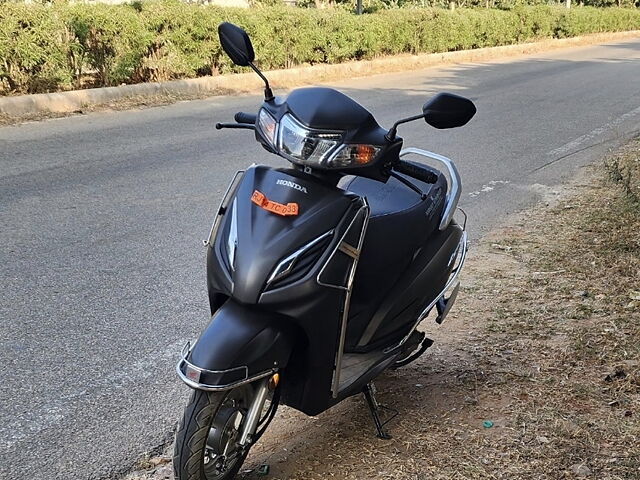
[0,92,219,127]
[126,140,640,480]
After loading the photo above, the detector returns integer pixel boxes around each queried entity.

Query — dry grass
[127,139,640,480]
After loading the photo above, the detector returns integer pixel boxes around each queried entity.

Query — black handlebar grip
[394,159,438,184]
[234,112,257,124]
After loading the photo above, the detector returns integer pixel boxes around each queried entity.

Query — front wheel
[173,386,253,480]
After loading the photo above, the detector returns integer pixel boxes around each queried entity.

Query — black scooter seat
[341,173,442,218]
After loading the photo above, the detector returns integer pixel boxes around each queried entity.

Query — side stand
[362,383,397,440]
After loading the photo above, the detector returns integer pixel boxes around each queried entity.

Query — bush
[0,4,71,94]
[65,4,150,87]
[1,3,639,95]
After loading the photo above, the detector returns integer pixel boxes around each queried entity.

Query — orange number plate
[251,190,299,217]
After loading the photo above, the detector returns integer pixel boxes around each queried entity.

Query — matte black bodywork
[180,80,473,417]
[189,300,295,386]
[189,162,462,416]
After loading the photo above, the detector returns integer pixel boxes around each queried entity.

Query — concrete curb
[1,30,639,117]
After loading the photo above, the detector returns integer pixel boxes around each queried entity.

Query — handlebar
[234,112,257,124]
[215,112,257,131]
[394,159,438,184]
[215,122,255,130]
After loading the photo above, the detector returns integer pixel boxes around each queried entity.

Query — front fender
[177,300,295,391]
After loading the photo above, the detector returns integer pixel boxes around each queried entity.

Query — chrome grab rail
[315,202,370,397]
[399,148,461,231]
[176,342,275,392]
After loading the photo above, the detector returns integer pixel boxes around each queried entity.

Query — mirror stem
[385,113,426,142]
[248,62,274,102]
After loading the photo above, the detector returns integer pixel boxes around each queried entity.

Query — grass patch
[451,138,640,479]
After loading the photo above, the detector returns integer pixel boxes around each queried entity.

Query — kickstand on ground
[362,382,398,440]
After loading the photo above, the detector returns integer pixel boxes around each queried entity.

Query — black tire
[173,387,252,480]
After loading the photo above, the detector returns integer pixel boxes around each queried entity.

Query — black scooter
[174,22,476,480]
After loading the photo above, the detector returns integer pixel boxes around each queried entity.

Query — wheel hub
[204,403,245,477]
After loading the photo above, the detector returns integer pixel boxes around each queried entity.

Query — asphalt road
[1,39,639,480]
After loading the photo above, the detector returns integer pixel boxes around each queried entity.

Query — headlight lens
[278,114,342,166]
[258,109,277,146]
[264,112,381,170]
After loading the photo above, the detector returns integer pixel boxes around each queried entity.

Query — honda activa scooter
[174,22,476,480]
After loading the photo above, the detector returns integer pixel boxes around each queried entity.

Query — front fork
[238,378,270,446]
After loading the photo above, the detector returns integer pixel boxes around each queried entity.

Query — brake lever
[215,122,255,130]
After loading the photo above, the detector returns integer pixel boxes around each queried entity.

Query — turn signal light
[355,145,377,164]
[268,373,280,390]
[327,144,380,168]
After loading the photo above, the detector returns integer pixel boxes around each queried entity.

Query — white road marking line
[468,180,510,197]
[547,106,640,158]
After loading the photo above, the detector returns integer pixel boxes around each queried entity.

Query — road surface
[1,38,639,479]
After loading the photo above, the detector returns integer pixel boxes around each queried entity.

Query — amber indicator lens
[355,145,376,164]
[327,144,380,168]
[268,373,280,390]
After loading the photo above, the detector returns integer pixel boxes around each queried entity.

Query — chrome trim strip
[203,170,245,248]
[176,342,276,392]
[384,231,468,353]
[399,148,461,231]
[321,202,370,397]
[338,241,359,259]
[317,205,369,290]
[226,199,239,271]
[266,229,334,286]
[458,206,468,231]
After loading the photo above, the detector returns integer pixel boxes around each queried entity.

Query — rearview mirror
[423,93,476,129]
[218,22,255,67]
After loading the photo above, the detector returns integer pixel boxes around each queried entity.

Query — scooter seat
[341,172,443,218]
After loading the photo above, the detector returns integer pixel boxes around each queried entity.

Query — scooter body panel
[186,300,297,387]
[192,164,466,416]
[207,165,360,305]
[204,165,369,414]
[354,222,463,351]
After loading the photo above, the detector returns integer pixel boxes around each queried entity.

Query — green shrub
[0,4,71,94]
[65,4,150,87]
[1,3,639,96]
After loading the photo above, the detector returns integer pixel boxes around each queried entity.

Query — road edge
[1,30,639,117]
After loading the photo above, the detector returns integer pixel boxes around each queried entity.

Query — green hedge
[1,3,639,95]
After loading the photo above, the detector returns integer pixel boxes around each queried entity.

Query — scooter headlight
[278,114,342,167]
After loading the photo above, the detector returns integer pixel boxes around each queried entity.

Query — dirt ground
[0,92,219,127]
[127,140,639,480]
